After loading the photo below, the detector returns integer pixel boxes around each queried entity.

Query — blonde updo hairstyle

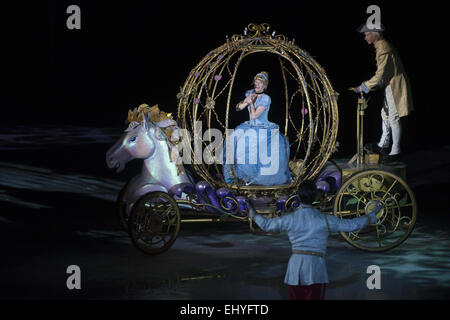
[254,71,269,90]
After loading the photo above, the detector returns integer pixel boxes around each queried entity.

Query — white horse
[106,112,192,218]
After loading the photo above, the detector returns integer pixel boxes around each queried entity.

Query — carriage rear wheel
[129,191,181,255]
[333,169,417,252]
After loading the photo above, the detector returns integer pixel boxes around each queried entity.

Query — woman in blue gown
[223,72,292,185]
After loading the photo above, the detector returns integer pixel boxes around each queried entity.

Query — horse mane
[127,104,173,124]
[126,103,179,146]
[126,103,185,175]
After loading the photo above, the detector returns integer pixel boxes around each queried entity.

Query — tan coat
[363,39,413,117]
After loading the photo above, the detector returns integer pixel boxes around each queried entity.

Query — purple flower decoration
[214,74,222,81]
[195,98,200,104]
[195,72,201,78]
[301,108,308,115]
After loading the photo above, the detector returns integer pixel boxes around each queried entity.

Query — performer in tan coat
[352,24,413,162]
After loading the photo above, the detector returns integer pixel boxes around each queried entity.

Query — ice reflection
[370,225,450,288]
[0,126,121,150]
[75,229,130,244]
[0,189,52,209]
[122,270,284,300]
[0,161,123,208]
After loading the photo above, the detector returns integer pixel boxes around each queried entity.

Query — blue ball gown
[222,90,292,185]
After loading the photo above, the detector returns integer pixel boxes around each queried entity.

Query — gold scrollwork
[219,196,239,215]
[358,174,384,192]
[247,23,270,37]
[376,223,387,236]
[274,34,286,41]
[285,194,299,212]
[231,23,287,42]
[230,34,244,42]
[398,216,412,231]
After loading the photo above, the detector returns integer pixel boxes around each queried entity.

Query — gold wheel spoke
[382,179,398,201]
[154,207,172,218]
[399,202,413,208]
[335,209,365,215]
[349,232,359,241]
[337,202,412,219]
[359,197,368,205]
[341,192,358,196]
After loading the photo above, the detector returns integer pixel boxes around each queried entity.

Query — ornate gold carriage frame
[120,24,417,255]
[177,23,339,193]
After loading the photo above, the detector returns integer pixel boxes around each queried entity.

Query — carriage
[106,24,417,255]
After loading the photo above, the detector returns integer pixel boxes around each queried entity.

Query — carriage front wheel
[117,179,133,231]
[333,169,417,252]
[129,191,181,255]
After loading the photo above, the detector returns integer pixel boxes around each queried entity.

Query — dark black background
[3,0,447,155]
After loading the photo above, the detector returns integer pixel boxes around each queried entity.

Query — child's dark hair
[297,180,318,205]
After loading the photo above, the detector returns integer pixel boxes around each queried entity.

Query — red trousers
[288,283,326,300]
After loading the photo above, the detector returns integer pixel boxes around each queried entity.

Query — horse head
[106,112,157,172]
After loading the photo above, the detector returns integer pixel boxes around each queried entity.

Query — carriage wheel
[333,169,417,252]
[129,191,181,255]
[117,180,132,231]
